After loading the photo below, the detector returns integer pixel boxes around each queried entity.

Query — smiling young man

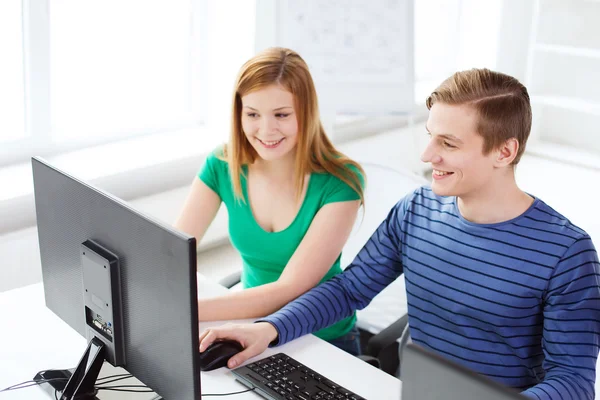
[199,69,600,400]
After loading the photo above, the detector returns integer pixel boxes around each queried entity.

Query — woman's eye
[276,113,290,118]
[246,113,258,118]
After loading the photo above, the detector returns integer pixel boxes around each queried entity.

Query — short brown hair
[426,68,532,165]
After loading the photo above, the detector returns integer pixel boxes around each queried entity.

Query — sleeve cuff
[255,318,285,347]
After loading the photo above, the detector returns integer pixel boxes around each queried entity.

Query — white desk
[0,276,401,399]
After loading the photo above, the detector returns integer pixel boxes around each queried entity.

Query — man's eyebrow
[439,134,463,143]
[425,125,463,143]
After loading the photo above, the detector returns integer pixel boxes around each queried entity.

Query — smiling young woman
[175,47,366,356]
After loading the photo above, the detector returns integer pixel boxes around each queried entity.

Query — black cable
[0,381,35,391]
[121,387,258,397]
[0,382,42,391]
[0,377,69,392]
[3,372,254,398]
[96,384,151,390]
[96,384,256,397]
[202,387,256,397]
[0,372,133,395]
[96,387,155,393]
[95,375,134,385]
[0,379,41,391]
[97,373,132,382]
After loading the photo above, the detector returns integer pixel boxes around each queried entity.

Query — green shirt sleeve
[322,165,364,205]
[198,148,226,197]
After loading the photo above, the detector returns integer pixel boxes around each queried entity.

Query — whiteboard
[255,0,415,116]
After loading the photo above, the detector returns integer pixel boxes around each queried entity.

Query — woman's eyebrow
[243,105,293,110]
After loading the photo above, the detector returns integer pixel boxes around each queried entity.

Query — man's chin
[430,182,455,197]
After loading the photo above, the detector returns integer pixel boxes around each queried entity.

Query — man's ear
[495,138,519,167]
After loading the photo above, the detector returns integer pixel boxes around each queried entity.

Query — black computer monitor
[401,343,528,400]
[31,157,201,399]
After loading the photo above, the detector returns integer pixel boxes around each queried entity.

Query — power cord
[2,372,256,398]
[152,387,257,398]
[202,387,256,397]
[0,376,69,392]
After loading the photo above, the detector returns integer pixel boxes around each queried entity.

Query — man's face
[420,102,499,198]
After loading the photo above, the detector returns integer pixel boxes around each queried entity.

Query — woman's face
[240,84,299,162]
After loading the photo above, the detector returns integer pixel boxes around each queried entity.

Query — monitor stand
[34,336,105,399]
[34,239,124,399]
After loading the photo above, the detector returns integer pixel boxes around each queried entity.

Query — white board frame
[255,0,415,119]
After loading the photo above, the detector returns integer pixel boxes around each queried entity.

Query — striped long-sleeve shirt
[260,186,600,400]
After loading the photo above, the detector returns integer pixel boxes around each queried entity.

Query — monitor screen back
[401,343,527,400]
[32,157,200,399]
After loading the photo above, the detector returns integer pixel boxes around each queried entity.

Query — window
[414,0,502,102]
[50,0,195,142]
[0,1,26,144]
[0,0,259,168]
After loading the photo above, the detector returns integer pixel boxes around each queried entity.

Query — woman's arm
[174,177,221,244]
[197,199,360,321]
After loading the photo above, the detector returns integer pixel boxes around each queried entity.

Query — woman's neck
[251,150,297,182]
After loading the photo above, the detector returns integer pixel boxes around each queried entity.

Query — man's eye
[443,141,456,149]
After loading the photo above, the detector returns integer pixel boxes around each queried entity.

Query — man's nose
[420,141,442,164]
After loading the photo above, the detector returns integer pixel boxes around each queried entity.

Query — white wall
[0,117,418,293]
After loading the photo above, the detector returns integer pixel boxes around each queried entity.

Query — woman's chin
[253,145,294,162]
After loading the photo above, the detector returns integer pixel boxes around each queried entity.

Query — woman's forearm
[198,280,300,321]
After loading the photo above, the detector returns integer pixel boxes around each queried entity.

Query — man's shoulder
[401,185,455,211]
[524,198,590,242]
[389,185,455,219]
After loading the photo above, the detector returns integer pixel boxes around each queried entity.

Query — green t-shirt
[198,148,361,341]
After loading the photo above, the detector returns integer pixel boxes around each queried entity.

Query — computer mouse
[198,340,244,372]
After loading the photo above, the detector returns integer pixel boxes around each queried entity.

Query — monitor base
[34,337,105,399]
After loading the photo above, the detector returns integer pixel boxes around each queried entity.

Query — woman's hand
[199,322,279,368]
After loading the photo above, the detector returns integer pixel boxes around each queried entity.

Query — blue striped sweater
[260,186,600,399]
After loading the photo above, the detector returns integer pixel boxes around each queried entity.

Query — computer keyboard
[232,353,366,400]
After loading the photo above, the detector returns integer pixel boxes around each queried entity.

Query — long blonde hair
[426,68,532,165]
[224,47,365,203]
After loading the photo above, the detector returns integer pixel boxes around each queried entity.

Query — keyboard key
[337,387,353,396]
[233,353,361,400]
[323,380,339,390]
